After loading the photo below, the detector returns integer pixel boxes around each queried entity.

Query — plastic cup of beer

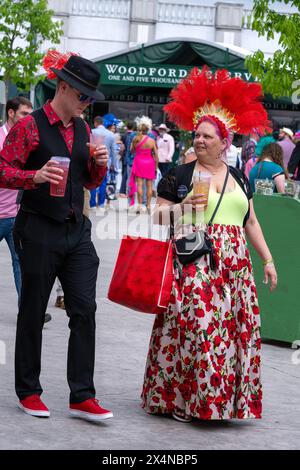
[90,131,104,157]
[193,171,211,208]
[50,156,70,197]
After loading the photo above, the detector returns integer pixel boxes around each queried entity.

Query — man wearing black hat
[0,53,113,422]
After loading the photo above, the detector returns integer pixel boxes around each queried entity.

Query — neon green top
[179,181,249,227]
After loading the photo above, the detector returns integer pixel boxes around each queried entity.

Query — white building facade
[47,0,292,60]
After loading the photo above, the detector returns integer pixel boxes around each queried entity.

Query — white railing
[242,9,254,29]
[71,0,131,18]
[158,2,215,26]
[47,0,70,14]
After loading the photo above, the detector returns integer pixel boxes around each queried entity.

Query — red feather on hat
[43,49,79,80]
[164,66,271,136]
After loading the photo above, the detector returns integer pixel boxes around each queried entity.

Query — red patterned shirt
[0,101,106,190]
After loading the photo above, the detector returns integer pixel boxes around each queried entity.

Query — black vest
[21,109,90,222]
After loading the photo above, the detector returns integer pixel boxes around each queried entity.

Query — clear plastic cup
[50,156,70,197]
[89,131,104,157]
[193,171,211,207]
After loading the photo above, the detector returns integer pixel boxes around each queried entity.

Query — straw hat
[281,127,294,138]
[158,123,170,132]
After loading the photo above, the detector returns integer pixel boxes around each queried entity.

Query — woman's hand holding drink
[181,194,207,209]
[181,172,211,209]
[192,172,211,210]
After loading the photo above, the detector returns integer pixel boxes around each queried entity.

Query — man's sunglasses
[78,94,96,105]
[70,86,95,105]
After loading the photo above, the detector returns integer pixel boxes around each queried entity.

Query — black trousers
[119,162,128,194]
[13,211,99,403]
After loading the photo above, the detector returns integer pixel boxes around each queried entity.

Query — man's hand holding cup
[33,160,64,185]
[93,145,109,167]
[87,132,108,167]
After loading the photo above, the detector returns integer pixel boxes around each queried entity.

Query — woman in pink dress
[129,122,158,213]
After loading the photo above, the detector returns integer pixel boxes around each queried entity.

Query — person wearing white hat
[278,127,295,168]
[157,123,175,178]
[280,127,294,139]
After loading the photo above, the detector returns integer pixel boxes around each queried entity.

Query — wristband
[262,258,274,266]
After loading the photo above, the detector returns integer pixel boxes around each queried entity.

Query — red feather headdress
[42,49,79,79]
[164,66,271,137]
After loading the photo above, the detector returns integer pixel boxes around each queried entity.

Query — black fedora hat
[51,55,105,101]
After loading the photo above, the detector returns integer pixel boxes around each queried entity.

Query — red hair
[197,115,229,140]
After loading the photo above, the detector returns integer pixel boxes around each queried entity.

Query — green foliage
[245,0,300,97]
[178,130,193,150]
[0,0,62,95]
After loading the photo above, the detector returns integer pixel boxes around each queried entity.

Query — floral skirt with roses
[141,224,262,420]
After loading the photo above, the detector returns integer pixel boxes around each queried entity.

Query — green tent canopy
[35,38,247,107]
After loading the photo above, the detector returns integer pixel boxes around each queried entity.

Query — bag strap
[170,210,175,240]
[257,161,264,178]
[207,164,229,226]
[170,164,229,236]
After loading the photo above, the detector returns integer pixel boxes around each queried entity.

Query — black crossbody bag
[170,165,229,269]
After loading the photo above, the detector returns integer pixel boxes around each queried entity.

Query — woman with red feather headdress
[141,67,277,422]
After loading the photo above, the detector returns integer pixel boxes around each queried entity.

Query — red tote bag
[108,236,174,314]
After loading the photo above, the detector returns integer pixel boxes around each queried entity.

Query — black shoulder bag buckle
[170,165,229,269]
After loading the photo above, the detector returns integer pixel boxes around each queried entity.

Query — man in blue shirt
[90,116,117,211]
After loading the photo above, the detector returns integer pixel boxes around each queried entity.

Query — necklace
[195,161,224,175]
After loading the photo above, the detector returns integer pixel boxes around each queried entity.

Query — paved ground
[0,206,300,450]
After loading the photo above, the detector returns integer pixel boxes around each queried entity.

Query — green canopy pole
[225,47,229,69]
[141,43,145,64]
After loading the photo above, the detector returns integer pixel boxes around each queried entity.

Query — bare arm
[288,145,300,176]
[130,135,139,153]
[130,136,138,153]
[152,141,159,169]
[152,195,208,225]
[152,197,180,226]
[273,174,285,193]
[245,199,277,291]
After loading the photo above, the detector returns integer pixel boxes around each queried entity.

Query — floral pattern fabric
[141,224,262,420]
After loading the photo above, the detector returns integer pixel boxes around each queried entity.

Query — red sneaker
[18,394,50,417]
[69,398,113,422]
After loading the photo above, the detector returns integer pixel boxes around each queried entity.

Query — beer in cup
[50,156,70,197]
[192,171,211,208]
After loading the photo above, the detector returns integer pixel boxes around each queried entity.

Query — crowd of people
[0,50,296,426]
[87,113,300,211]
[241,126,300,193]
[87,113,177,214]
